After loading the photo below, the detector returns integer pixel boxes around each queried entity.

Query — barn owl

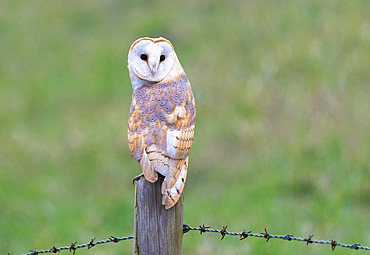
[127,37,196,209]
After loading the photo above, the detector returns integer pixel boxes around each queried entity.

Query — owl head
[128,37,176,83]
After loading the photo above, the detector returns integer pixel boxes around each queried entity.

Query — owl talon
[132,173,144,184]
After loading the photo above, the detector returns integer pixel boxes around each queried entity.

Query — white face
[128,38,176,82]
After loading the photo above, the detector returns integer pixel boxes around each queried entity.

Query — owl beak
[149,64,158,76]
[150,68,157,76]
[148,60,158,76]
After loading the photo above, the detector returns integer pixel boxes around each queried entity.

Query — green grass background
[1,1,369,254]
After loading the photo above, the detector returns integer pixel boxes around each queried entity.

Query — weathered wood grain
[133,177,184,255]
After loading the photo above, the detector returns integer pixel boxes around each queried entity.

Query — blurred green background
[1,0,369,254]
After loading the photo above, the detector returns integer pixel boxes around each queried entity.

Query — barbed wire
[182,224,370,251]
[16,235,133,255]
[12,223,370,254]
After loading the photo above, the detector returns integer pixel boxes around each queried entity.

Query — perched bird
[127,37,196,209]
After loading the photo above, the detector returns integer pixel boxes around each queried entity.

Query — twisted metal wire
[19,236,133,255]
[182,224,370,251]
[13,223,370,254]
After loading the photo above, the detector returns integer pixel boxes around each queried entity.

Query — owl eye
[140,54,148,61]
[160,55,166,62]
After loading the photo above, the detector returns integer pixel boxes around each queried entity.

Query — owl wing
[128,77,196,209]
[127,97,145,162]
[161,92,195,209]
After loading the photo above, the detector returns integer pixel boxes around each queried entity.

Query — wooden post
[133,177,184,255]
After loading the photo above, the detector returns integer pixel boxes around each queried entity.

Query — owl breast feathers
[127,37,195,209]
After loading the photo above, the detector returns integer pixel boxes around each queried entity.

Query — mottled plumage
[127,37,195,209]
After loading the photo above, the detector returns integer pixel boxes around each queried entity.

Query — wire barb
[220,226,228,240]
[331,240,337,251]
[262,228,271,242]
[69,241,77,255]
[199,224,210,235]
[49,246,59,253]
[109,236,120,243]
[351,243,361,250]
[283,234,293,241]
[240,230,251,240]
[87,237,96,250]
[30,249,38,255]
[305,234,314,245]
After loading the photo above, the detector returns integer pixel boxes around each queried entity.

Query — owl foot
[132,173,144,184]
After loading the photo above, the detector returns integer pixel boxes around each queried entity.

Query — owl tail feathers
[140,146,158,182]
[161,157,188,209]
